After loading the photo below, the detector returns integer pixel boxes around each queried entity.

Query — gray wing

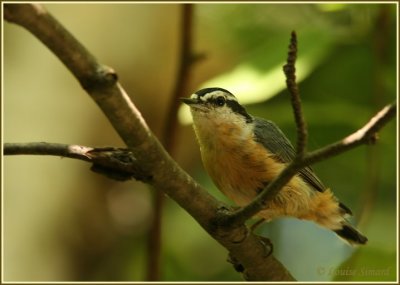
[253,117,326,192]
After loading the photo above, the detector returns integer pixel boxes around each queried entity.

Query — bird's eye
[215,96,226,107]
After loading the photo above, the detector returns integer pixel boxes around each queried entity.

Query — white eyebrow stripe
[191,90,238,102]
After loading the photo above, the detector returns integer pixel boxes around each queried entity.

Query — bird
[181,87,367,245]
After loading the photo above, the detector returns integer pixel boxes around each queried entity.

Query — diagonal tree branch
[303,102,396,165]
[4,3,295,281]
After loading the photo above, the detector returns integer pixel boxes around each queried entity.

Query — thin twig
[283,31,307,157]
[4,142,93,161]
[162,4,196,150]
[147,4,195,281]
[303,102,396,166]
[3,142,151,182]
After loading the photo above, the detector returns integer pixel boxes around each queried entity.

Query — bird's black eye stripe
[226,99,253,123]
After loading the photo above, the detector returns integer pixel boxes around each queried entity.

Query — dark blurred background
[3,3,397,282]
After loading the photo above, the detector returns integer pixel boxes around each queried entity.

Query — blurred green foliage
[4,3,396,282]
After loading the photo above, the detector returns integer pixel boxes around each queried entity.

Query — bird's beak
[180,97,198,106]
[180,97,208,112]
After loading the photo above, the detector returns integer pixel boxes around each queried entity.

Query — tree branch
[3,142,151,182]
[303,102,396,166]
[4,4,295,281]
[4,142,93,161]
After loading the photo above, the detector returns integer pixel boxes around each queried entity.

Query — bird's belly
[202,141,314,220]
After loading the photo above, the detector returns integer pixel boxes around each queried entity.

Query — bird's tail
[334,222,368,245]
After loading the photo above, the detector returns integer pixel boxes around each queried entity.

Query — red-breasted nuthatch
[181,87,367,245]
